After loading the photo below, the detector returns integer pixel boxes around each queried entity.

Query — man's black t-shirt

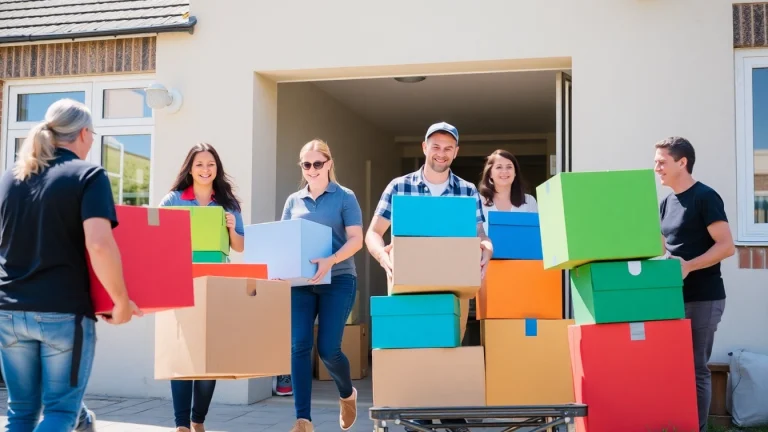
[0,147,118,319]
[660,181,728,303]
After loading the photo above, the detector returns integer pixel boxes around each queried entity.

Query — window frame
[1,75,156,205]
[95,126,155,206]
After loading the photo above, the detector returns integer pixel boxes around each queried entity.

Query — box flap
[583,259,683,291]
[370,293,459,317]
[488,211,539,227]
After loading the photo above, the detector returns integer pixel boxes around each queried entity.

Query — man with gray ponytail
[0,98,142,431]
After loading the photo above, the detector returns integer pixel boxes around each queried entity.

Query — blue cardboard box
[487,211,543,260]
[370,293,460,349]
[392,195,476,237]
[243,219,332,286]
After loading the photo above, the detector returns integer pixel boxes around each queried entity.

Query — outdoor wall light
[394,76,426,83]
[145,82,183,114]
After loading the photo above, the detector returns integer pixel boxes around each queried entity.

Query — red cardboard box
[89,205,194,314]
[569,319,698,432]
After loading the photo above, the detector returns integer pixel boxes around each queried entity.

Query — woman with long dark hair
[478,149,538,233]
[159,142,245,432]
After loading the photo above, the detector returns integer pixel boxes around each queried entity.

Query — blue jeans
[171,380,216,428]
[292,274,357,421]
[0,311,96,432]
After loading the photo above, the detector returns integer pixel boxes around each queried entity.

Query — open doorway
[275,67,572,344]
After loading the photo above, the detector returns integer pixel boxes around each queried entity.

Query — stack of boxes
[481,211,575,406]
[147,207,290,380]
[537,169,698,432]
[86,204,290,380]
[369,195,485,408]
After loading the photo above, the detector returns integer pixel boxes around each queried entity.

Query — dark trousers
[685,299,725,432]
[292,274,357,421]
[171,380,216,428]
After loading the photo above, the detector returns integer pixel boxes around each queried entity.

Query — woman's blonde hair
[299,139,338,188]
[12,98,93,181]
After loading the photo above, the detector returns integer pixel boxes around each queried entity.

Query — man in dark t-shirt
[654,136,735,432]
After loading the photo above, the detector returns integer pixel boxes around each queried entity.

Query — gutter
[0,16,197,45]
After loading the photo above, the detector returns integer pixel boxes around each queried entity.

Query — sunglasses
[299,160,329,170]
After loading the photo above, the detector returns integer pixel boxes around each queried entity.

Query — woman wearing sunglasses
[279,139,363,432]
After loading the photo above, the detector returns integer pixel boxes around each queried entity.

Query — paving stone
[0,378,377,432]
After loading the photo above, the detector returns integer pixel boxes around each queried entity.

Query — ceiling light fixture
[394,76,426,83]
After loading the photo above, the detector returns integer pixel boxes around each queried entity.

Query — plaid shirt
[374,167,485,224]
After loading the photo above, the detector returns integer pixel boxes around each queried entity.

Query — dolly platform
[369,404,587,432]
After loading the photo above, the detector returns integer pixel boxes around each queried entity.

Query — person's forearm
[688,241,735,272]
[229,231,244,253]
[333,235,363,263]
[87,239,129,307]
[365,231,387,261]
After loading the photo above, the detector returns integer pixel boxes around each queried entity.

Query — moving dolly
[369,404,588,432]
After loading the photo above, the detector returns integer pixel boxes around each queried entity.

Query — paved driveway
[0,378,378,432]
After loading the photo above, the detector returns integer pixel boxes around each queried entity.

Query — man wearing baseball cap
[365,121,493,432]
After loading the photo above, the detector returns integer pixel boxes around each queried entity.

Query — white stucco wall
[139,0,761,391]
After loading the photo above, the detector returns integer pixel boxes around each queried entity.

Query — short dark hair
[655,136,695,174]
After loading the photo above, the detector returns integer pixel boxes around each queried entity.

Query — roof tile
[0,0,193,42]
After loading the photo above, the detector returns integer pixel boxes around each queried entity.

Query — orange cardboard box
[477,260,562,319]
[154,276,290,380]
[482,319,575,405]
[389,237,481,300]
[191,263,268,279]
[372,347,485,407]
[314,324,369,380]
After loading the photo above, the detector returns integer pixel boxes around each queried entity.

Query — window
[3,78,154,206]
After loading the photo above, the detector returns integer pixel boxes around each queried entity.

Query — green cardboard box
[173,206,229,254]
[570,259,684,325]
[535,169,664,270]
[192,251,228,263]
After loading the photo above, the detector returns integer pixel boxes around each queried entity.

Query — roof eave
[0,16,197,45]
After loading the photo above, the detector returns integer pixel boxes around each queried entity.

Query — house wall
[153,0,768,364]
[0,36,273,404]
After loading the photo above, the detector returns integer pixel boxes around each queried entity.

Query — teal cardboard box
[192,251,228,263]
[392,195,476,237]
[535,169,664,270]
[370,293,460,349]
[570,259,685,325]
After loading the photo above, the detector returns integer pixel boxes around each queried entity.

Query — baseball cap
[425,122,459,144]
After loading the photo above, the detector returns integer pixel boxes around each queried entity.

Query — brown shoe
[190,423,205,432]
[340,387,358,430]
[290,419,314,432]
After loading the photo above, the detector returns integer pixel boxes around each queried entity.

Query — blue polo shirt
[159,187,245,237]
[281,182,363,277]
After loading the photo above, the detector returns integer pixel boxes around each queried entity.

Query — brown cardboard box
[372,347,486,407]
[314,324,369,380]
[482,319,575,405]
[389,237,481,300]
[154,276,290,380]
